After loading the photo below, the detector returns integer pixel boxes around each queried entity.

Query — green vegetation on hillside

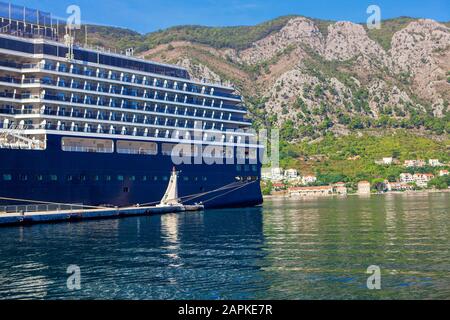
[364,17,416,50]
[279,131,450,185]
[143,16,297,51]
[63,24,144,51]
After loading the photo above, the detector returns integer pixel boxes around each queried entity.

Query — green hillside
[364,17,417,50]
[142,16,297,51]
[279,131,450,184]
[73,16,447,53]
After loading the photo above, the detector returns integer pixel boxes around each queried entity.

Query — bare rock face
[238,17,325,64]
[324,21,387,62]
[391,19,450,73]
[145,16,450,130]
[256,17,449,122]
[177,58,222,83]
[390,20,450,115]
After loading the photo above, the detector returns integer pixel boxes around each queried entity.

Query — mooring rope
[202,180,258,204]
[0,180,258,211]
[138,181,244,206]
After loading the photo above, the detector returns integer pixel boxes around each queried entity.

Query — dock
[0,168,206,226]
[0,204,202,226]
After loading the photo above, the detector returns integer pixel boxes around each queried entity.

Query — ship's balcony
[0,107,254,137]
[37,62,243,102]
[1,121,256,146]
[0,100,252,130]
[0,90,252,126]
[40,94,252,125]
[0,68,247,115]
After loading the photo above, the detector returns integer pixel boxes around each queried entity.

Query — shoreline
[263,188,450,200]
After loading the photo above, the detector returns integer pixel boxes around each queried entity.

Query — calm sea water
[0,193,449,300]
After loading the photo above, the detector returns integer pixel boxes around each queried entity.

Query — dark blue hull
[0,135,263,209]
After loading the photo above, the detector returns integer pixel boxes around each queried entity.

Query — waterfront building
[357,181,371,195]
[413,173,435,187]
[284,169,298,180]
[288,185,334,197]
[388,182,415,191]
[333,182,347,195]
[272,183,285,191]
[301,175,317,185]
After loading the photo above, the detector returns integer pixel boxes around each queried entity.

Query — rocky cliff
[80,16,450,137]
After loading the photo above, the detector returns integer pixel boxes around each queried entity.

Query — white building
[284,169,298,180]
[404,160,426,168]
[301,175,317,185]
[413,173,435,187]
[376,157,394,165]
[400,173,414,183]
[439,170,449,177]
[261,167,285,181]
[357,181,371,195]
[428,159,442,167]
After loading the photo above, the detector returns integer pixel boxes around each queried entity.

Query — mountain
[75,16,450,139]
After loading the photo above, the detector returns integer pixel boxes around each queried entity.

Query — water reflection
[0,193,449,299]
[261,194,450,299]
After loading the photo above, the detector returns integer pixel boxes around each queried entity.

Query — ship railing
[0,107,252,128]
[0,60,39,69]
[40,94,246,116]
[32,62,241,102]
[0,203,85,214]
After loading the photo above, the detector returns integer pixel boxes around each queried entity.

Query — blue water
[0,192,449,299]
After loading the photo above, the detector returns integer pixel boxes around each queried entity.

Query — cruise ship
[0,3,263,209]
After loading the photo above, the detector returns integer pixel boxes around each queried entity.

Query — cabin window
[116,141,157,155]
[2,174,12,181]
[50,175,58,181]
[117,175,124,181]
[237,148,257,160]
[62,137,114,153]
[161,143,176,156]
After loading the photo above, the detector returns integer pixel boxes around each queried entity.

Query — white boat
[155,168,204,213]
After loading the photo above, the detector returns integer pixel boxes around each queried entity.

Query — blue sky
[12,0,450,33]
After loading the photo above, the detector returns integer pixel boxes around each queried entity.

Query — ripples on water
[0,193,449,299]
